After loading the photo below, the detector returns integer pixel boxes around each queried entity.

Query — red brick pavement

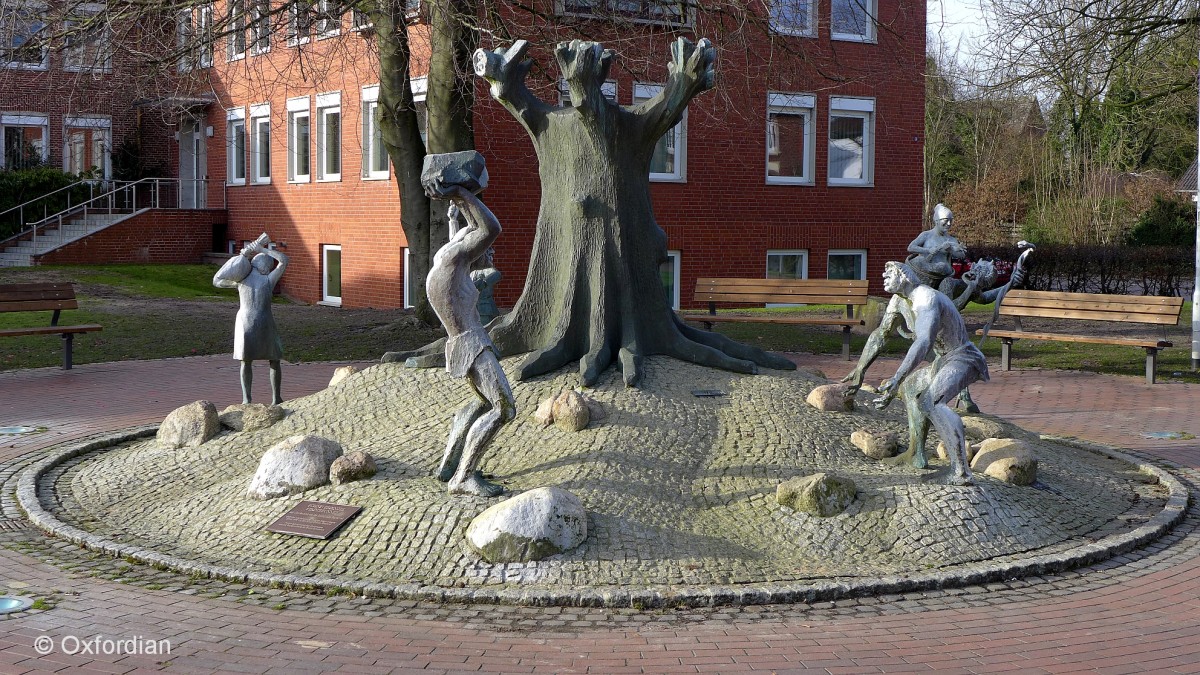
[0,354,1199,673]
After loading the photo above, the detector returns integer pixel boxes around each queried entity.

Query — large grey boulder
[219,403,285,432]
[971,438,1037,485]
[961,416,1010,442]
[421,150,488,192]
[329,451,377,486]
[777,473,856,517]
[551,390,590,432]
[466,487,588,563]
[248,435,344,500]
[806,383,856,412]
[851,429,900,459]
[157,400,220,448]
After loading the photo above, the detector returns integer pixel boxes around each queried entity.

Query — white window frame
[322,244,342,306]
[557,0,691,27]
[831,0,877,42]
[1,1,48,70]
[316,0,341,39]
[63,4,111,73]
[250,0,270,54]
[226,107,247,186]
[634,83,686,183]
[558,79,617,106]
[175,8,194,72]
[361,85,389,180]
[287,96,310,183]
[62,115,111,178]
[827,249,867,280]
[661,249,681,310]
[0,113,49,169]
[770,0,816,37]
[315,91,341,182]
[249,103,270,184]
[403,248,413,308]
[766,92,815,186]
[828,97,874,187]
[287,0,311,45]
[227,0,246,61]
[351,6,372,30]
[197,5,213,67]
[412,76,428,148]
[766,249,809,306]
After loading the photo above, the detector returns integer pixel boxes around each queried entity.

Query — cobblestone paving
[29,357,1166,599]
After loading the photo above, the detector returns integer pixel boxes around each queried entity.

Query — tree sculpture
[468,38,795,387]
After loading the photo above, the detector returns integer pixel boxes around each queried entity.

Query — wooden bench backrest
[998,289,1183,325]
[0,283,79,313]
[693,278,870,306]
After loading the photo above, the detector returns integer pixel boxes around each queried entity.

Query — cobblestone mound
[44,358,1164,596]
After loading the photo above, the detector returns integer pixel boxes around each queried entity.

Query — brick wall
[34,210,226,264]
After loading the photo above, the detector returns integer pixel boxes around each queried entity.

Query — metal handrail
[0,178,111,223]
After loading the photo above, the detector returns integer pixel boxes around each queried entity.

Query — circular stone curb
[16,426,1190,608]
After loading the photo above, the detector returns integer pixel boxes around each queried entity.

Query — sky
[927,0,988,56]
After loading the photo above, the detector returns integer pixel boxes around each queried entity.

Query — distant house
[1177,160,1198,203]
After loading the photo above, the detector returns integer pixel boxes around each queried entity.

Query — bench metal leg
[1001,339,1012,371]
[62,333,74,370]
[842,325,852,361]
[1145,348,1158,385]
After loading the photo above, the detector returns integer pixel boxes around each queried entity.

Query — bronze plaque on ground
[266,501,362,539]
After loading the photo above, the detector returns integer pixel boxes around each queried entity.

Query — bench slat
[980,328,1170,349]
[695,292,868,305]
[0,282,77,295]
[695,278,869,289]
[998,305,1181,325]
[680,314,862,326]
[0,299,80,312]
[1000,296,1182,318]
[1004,289,1183,307]
[0,324,103,338]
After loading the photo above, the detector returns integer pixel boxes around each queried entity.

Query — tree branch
[633,37,715,142]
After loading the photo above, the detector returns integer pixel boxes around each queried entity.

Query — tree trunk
[474,38,795,387]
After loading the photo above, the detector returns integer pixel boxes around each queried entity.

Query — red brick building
[3,0,926,309]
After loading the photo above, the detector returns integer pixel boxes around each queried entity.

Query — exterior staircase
[0,211,138,266]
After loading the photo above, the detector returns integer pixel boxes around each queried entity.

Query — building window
[828,249,866,280]
[287,96,310,183]
[361,85,389,180]
[322,244,342,306]
[412,76,428,148]
[176,9,194,71]
[250,104,270,183]
[197,5,213,67]
[832,0,876,41]
[227,108,246,185]
[227,0,246,60]
[633,84,685,182]
[0,113,48,169]
[250,0,270,54]
[351,7,372,30]
[1,1,47,70]
[828,97,874,186]
[403,247,412,308]
[766,92,815,185]
[766,250,808,307]
[63,116,110,178]
[660,249,681,310]
[63,4,111,73]
[770,0,815,36]
[287,0,311,45]
[559,0,688,26]
[316,0,341,38]
[316,92,341,182]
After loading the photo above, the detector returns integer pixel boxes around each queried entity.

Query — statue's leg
[438,394,486,482]
[924,365,976,486]
[240,360,253,404]
[957,387,980,414]
[448,351,514,497]
[884,366,933,469]
[268,359,282,405]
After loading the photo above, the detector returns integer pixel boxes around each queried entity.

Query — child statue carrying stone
[213,233,289,405]
[422,151,515,497]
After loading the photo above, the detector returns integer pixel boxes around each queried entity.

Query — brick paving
[0,354,1199,673]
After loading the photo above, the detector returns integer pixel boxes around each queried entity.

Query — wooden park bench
[978,289,1183,384]
[681,278,869,359]
[0,283,102,370]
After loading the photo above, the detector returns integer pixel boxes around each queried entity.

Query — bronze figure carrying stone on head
[213,233,289,405]
[906,203,967,288]
[421,151,515,498]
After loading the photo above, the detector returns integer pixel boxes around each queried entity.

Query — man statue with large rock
[871,261,986,485]
[213,233,289,405]
[906,203,967,288]
[422,151,515,498]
